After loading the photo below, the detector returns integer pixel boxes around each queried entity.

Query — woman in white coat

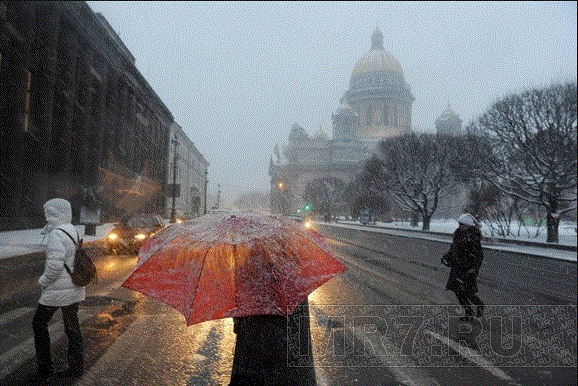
[28,198,85,384]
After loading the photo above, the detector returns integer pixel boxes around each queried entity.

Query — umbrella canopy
[122,210,346,325]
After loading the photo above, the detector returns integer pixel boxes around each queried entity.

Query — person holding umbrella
[122,210,345,386]
[228,299,316,385]
[442,213,485,321]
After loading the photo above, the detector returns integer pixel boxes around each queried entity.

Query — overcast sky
[86,1,577,207]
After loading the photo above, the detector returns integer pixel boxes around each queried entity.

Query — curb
[339,221,577,252]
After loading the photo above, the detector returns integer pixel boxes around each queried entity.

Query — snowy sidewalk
[0,223,116,260]
[340,219,577,248]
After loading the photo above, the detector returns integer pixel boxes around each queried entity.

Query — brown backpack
[57,228,97,286]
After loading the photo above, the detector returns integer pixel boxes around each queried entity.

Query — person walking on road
[28,198,85,384]
[442,213,485,321]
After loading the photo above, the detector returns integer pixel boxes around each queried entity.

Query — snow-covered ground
[335,218,576,262]
[0,223,116,260]
[365,218,577,247]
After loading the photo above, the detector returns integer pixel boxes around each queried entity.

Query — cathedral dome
[344,27,414,141]
[350,28,405,82]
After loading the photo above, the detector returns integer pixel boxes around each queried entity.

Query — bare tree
[303,177,347,221]
[367,133,463,230]
[344,170,391,221]
[469,82,577,242]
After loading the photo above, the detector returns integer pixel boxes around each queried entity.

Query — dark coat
[228,300,316,386]
[444,226,483,294]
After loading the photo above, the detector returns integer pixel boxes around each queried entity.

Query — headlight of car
[135,233,147,241]
[303,220,312,228]
[108,233,118,241]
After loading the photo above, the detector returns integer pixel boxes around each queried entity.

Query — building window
[393,105,398,127]
[23,69,32,133]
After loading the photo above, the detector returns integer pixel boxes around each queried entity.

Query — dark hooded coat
[228,300,316,386]
[444,226,483,294]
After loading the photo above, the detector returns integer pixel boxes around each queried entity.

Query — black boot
[26,371,54,384]
[55,367,84,379]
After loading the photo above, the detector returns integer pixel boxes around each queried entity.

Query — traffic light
[304,205,310,211]
[297,209,302,214]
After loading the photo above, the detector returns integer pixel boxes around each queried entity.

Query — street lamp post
[170,136,179,223]
[278,179,288,215]
[203,169,208,215]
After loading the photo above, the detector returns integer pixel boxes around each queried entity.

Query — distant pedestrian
[442,213,485,321]
[28,198,85,384]
[229,299,316,386]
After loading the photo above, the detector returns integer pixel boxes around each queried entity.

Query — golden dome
[350,28,404,80]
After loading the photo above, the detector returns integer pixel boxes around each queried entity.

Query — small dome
[336,96,353,113]
[288,123,309,140]
[437,104,460,122]
[313,126,329,140]
[441,103,459,117]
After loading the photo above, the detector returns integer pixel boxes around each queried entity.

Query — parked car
[359,209,371,225]
[106,214,165,255]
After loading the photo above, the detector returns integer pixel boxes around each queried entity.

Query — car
[106,214,165,255]
[359,209,371,225]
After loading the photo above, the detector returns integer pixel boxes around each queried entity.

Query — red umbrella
[122,210,346,325]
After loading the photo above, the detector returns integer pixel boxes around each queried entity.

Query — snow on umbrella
[122,210,346,325]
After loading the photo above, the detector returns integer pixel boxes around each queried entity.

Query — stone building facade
[0,2,175,229]
[269,28,414,214]
[166,122,209,220]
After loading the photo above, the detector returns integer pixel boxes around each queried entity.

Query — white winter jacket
[38,198,85,307]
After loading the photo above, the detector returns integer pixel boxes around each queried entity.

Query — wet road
[0,239,575,385]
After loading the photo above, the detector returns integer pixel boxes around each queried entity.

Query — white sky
[86,1,577,207]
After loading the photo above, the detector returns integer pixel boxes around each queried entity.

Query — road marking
[0,309,93,379]
[426,330,520,385]
[76,311,219,385]
[0,307,34,325]
[310,301,439,386]
[315,365,329,386]
[350,326,441,386]
[76,314,160,385]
